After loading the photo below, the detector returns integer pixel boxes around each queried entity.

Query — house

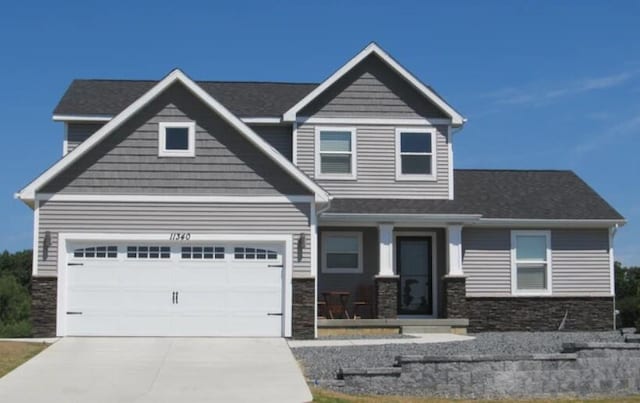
[16,43,625,339]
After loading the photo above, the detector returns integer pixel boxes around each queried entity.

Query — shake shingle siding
[37,201,312,277]
[299,55,448,119]
[41,83,310,195]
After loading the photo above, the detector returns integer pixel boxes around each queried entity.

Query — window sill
[316,174,357,181]
[395,174,437,182]
[511,290,553,297]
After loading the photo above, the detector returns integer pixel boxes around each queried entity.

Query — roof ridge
[72,78,319,86]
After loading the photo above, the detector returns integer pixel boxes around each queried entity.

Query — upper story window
[315,127,357,180]
[395,128,436,181]
[158,122,196,157]
[510,230,552,295]
[321,231,363,274]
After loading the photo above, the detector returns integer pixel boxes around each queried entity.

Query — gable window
[158,122,195,157]
[315,127,356,179]
[510,230,552,295]
[321,232,362,273]
[395,128,435,180]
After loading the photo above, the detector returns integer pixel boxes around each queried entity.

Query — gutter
[319,213,482,224]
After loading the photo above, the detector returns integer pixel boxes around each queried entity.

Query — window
[158,122,195,157]
[395,128,435,180]
[73,246,117,259]
[181,246,225,260]
[126,246,171,259]
[234,247,278,260]
[511,231,552,295]
[321,232,363,273]
[315,127,356,179]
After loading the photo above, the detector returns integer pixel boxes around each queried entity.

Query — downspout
[611,224,619,330]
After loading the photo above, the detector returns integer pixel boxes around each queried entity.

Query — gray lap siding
[36,200,312,278]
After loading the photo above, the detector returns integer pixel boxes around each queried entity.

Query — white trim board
[54,114,285,125]
[35,194,314,203]
[297,117,451,126]
[510,230,552,296]
[314,126,358,180]
[19,69,329,203]
[55,232,294,337]
[394,127,437,182]
[283,42,465,126]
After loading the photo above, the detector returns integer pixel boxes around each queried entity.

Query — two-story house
[17,43,625,339]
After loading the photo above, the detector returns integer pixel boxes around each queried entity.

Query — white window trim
[321,231,363,274]
[395,127,437,181]
[510,230,552,296]
[158,121,196,157]
[314,126,357,180]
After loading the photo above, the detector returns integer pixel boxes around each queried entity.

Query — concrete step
[402,325,452,334]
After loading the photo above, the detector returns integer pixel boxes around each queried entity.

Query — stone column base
[292,277,315,339]
[375,276,399,319]
[443,275,467,319]
[31,276,57,337]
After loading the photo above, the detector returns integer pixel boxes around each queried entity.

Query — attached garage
[56,234,292,337]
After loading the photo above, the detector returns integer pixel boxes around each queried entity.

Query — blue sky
[0,1,638,265]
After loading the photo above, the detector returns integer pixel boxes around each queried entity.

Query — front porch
[315,222,467,334]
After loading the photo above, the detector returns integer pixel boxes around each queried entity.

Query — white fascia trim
[241,117,282,124]
[320,213,481,224]
[609,225,618,296]
[329,195,460,200]
[297,117,451,126]
[292,121,298,165]
[283,42,465,125]
[36,193,314,204]
[55,232,294,337]
[475,218,627,228]
[52,114,113,122]
[32,200,39,276]
[18,69,329,203]
[53,115,284,125]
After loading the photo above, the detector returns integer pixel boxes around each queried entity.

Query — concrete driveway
[0,338,312,403]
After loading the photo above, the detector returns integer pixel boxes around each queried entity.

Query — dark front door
[397,236,432,315]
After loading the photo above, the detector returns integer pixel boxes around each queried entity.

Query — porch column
[447,225,463,276]
[444,224,467,319]
[375,223,398,319]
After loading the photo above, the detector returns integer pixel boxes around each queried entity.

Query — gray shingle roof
[53,79,319,117]
[327,170,624,220]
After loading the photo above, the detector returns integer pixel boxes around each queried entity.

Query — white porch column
[447,225,464,276]
[378,223,395,276]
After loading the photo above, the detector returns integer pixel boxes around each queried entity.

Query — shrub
[0,320,31,338]
[0,275,31,337]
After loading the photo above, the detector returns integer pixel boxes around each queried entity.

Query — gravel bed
[292,331,624,382]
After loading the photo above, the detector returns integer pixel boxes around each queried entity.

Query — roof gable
[283,43,465,125]
[18,70,329,202]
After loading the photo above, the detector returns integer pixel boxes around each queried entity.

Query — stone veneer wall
[374,276,398,319]
[466,296,613,332]
[339,343,640,399]
[31,276,57,337]
[442,276,613,332]
[292,278,315,339]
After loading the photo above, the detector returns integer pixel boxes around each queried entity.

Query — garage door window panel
[73,246,118,259]
[127,246,171,259]
[181,246,225,260]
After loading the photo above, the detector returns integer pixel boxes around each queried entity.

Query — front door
[397,236,433,315]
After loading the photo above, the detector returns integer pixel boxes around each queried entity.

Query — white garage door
[64,241,285,336]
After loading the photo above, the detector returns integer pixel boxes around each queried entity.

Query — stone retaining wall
[339,342,640,399]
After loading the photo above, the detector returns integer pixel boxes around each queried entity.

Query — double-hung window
[315,127,356,179]
[158,122,196,157]
[395,128,435,180]
[511,230,552,295]
[321,232,363,273]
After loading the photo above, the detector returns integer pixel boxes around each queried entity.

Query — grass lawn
[312,387,640,403]
[0,341,48,378]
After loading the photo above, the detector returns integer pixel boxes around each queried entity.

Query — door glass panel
[397,237,432,315]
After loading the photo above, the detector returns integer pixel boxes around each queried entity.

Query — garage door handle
[268,264,283,268]
[66,311,83,315]
[172,292,176,304]
[267,312,282,316]
[68,263,84,266]
[176,291,179,304]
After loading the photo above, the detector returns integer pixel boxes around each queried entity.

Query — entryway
[396,235,435,316]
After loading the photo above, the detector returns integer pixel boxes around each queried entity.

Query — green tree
[615,261,640,328]
[0,249,32,288]
[0,274,31,337]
